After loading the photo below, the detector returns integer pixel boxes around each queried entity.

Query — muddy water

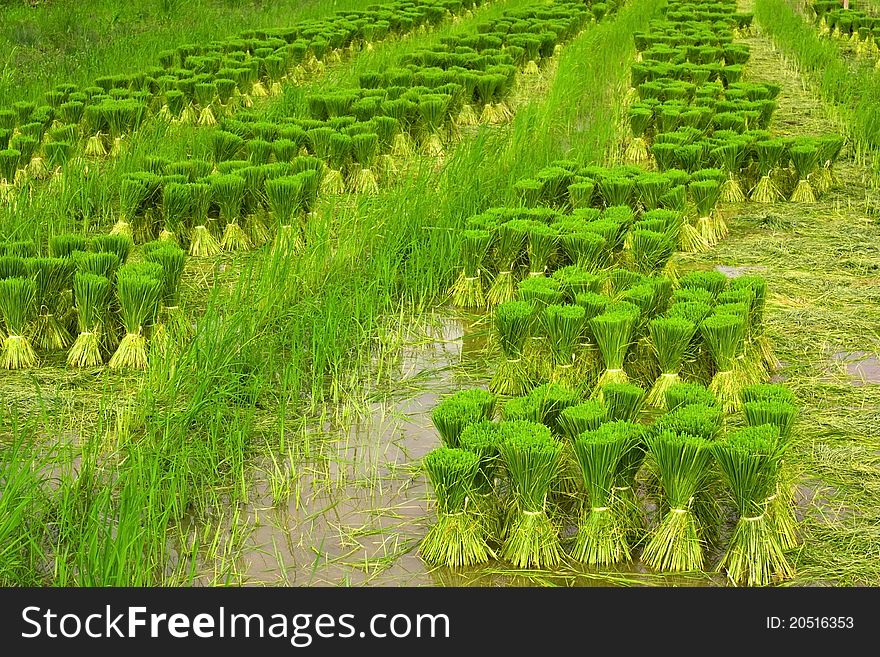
[830,351,880,386]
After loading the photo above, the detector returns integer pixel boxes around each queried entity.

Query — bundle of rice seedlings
[107,263,163,370]
[713,139,748,203]
[657,403,724,441]
[729,274,776,370]
[186,182,218,257]
[321,132,350,194]
[418,95,450,156]
[143,242,187,345]
[526,222,557,277]
[690,179,725,245]
[571,425,633,565]
[608,420,647,541]
[628,229,675,275]
[814,134,845,193]
[568,180,595,209]
[211,130,245,163]
[529,382,580,433]
[601,382,645,421]
[498,421,563,568]
[49,234,90,258]
[195,82,218,126]
[559,231,608,273]
[789,141,820,203]
[589,308,639,392]
[266,174,306,256]
[666,381,718,410]
[598,175,634,208]
[700,312,746,413]
[67,272,110,368]
[212,174,250,251]
[636,172,670,211]
[489,300,534,396]
[642,430,713,572]
[543,303,585,386]
[557,400,607,440]
[487,221,526,306]
[27,257,74,350]
[112,177,149,238]
[750,139,785,203]
[552,266,601,302]
[680,269,727,298]
[351,132,380,194]
[712,425,793,586]
[0,277,37,369]
[449,229,491,308]
[502,395,543,423]
[0,149,20,190]
[432,395,487,448]
[73,251,120,280]
[714,299,763,385]
[646,316,698,408]
[459,420,504,536]
[626,106,653,162]
[160,182,191,244]
[91,235,132,265]
[420,447,494,567]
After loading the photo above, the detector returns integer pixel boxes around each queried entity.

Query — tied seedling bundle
[712,425,793,586]
[789,140,820,203]
[543,303,585,386]
[626,105,653,162]
[0,276,37,369]
[571,423,636,566]
[487,220,527,306]
[67,272,110,368]
[27,257,74,350]
[750,139,786,203]
[160,182,191,244]
[700,312,747,413]
[498,421,563,568]
[642,430,714,572]
[459,421,505,541]
[713,139,748,203]
[449,229,492,309]
[646,316,698,408]
[189,181,220,257]
[420,447,494,567]
[589,307,639,392]
[730,275,777,371]
[490,300,533,396]
[432,389,495,448]
[690,178,725,246]
[212,174,250,251]
[112,176,150,239]
[108,262,163,370]
[143,241,187,346]
[601,382,645,422]
[351,132,380,194]
[266,174,306,256]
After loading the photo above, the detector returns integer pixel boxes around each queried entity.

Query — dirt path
[678,0,880,584]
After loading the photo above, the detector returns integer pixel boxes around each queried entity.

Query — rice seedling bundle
[188,182,219,257]
[459,420,505,540]
[814,134,845,193]
[557,400,607,440]
[420,447,494,567]
[571,425,633,565]
[449,229,492,308]
[525,222,557,277]
[711,425,793,586]
[529,382,580,433]
[68,272,110,368]
[700,312,746,413]
[642,430,713,572]
[113,177,150,239]
[351,132,380,194]
[626,106,653,162]
[599,175,634,208]
[600,382,645,421]
[160,182,191,244]
[568,180,595,209]
[690,179,725,245]
[589,308,639,391]
[498,421,563,568]
[108,263,163,370]
[143,242,187,345]
[0,277,37,369]
[502,395,543,423]
[636,172,670,210]
[487,221,528,306]
[91,234,133,265]
[559,230,608,273]
[490,299,533,396]
[26,257,74,350]
[432,393,491,448]
[665,381,718,410]
[680,269,727,298]
[713,139,748,203]
[542,303,585,386]
[211,130,245,162]
[788,141,820,203]
[628,229,675,275]
[657,402,723,441]
[645,316,697,407]
[266,174,306,256]
[212,174,250,251]
[49,234,90,258]
[195,82,218,126]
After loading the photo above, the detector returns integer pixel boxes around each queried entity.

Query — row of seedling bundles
[0,235,185,370]
[421,380,798,586]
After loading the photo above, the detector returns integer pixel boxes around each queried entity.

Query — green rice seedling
[487,221,527,306]
[351,133,380,194]
[714,300,763,386]
[112,177,150,239]
[568,180,595,209]
[0,277,37,369]
[0,149,21,191]
[713,139,748,203]
[557,401,607,440]
[91,234,132,264]
[741,382,795,405]
[690,179,726,245]
[188,182,219,257]
[636,172,670,211]
[502,395,543,423]
[5,241,36,258]
[26,258,74,350]
[529,382,580,434]
[514,179,543,207]
[744,399,797,439]
[712,425,793,586]
[642,430,713,572]
[143,242,187,346]
[601,382,645,421]
[526,223,557,277]
[666,381,718,410]
[589,309,639,393]
[195,82,218,126]
[628,229,675,275]
[571,425,633,565]
[449,229,492,309]
[599,175,634,208]
[72,251,120,280]
[419,95,451,157]
[211,130,245,162]
[108,264,163,370]
[552,267,601,302]
[49,234,89,258]
[626,106,653,162]
[212,174,249,251]
[559,231,608,273]
[750,139,785,203]
[814,134,845,193]
[160,182,191,244]
[266,175,306,256]
[680,270,727,299]
[459,421,505,542]
[420,447,494,567]
[789,141,820,203]
[700,313,746,413]
[432,396,487,448]
[543,303,585,386]
[646,316,698,407]
[449,388,496,420]
[730,274,776,370]
[608,420,647,542]
[68,273,110,368]
[657,403,724,441]
[498,421,563,568]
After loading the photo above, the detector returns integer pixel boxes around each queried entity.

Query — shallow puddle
[830,351,880,386]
